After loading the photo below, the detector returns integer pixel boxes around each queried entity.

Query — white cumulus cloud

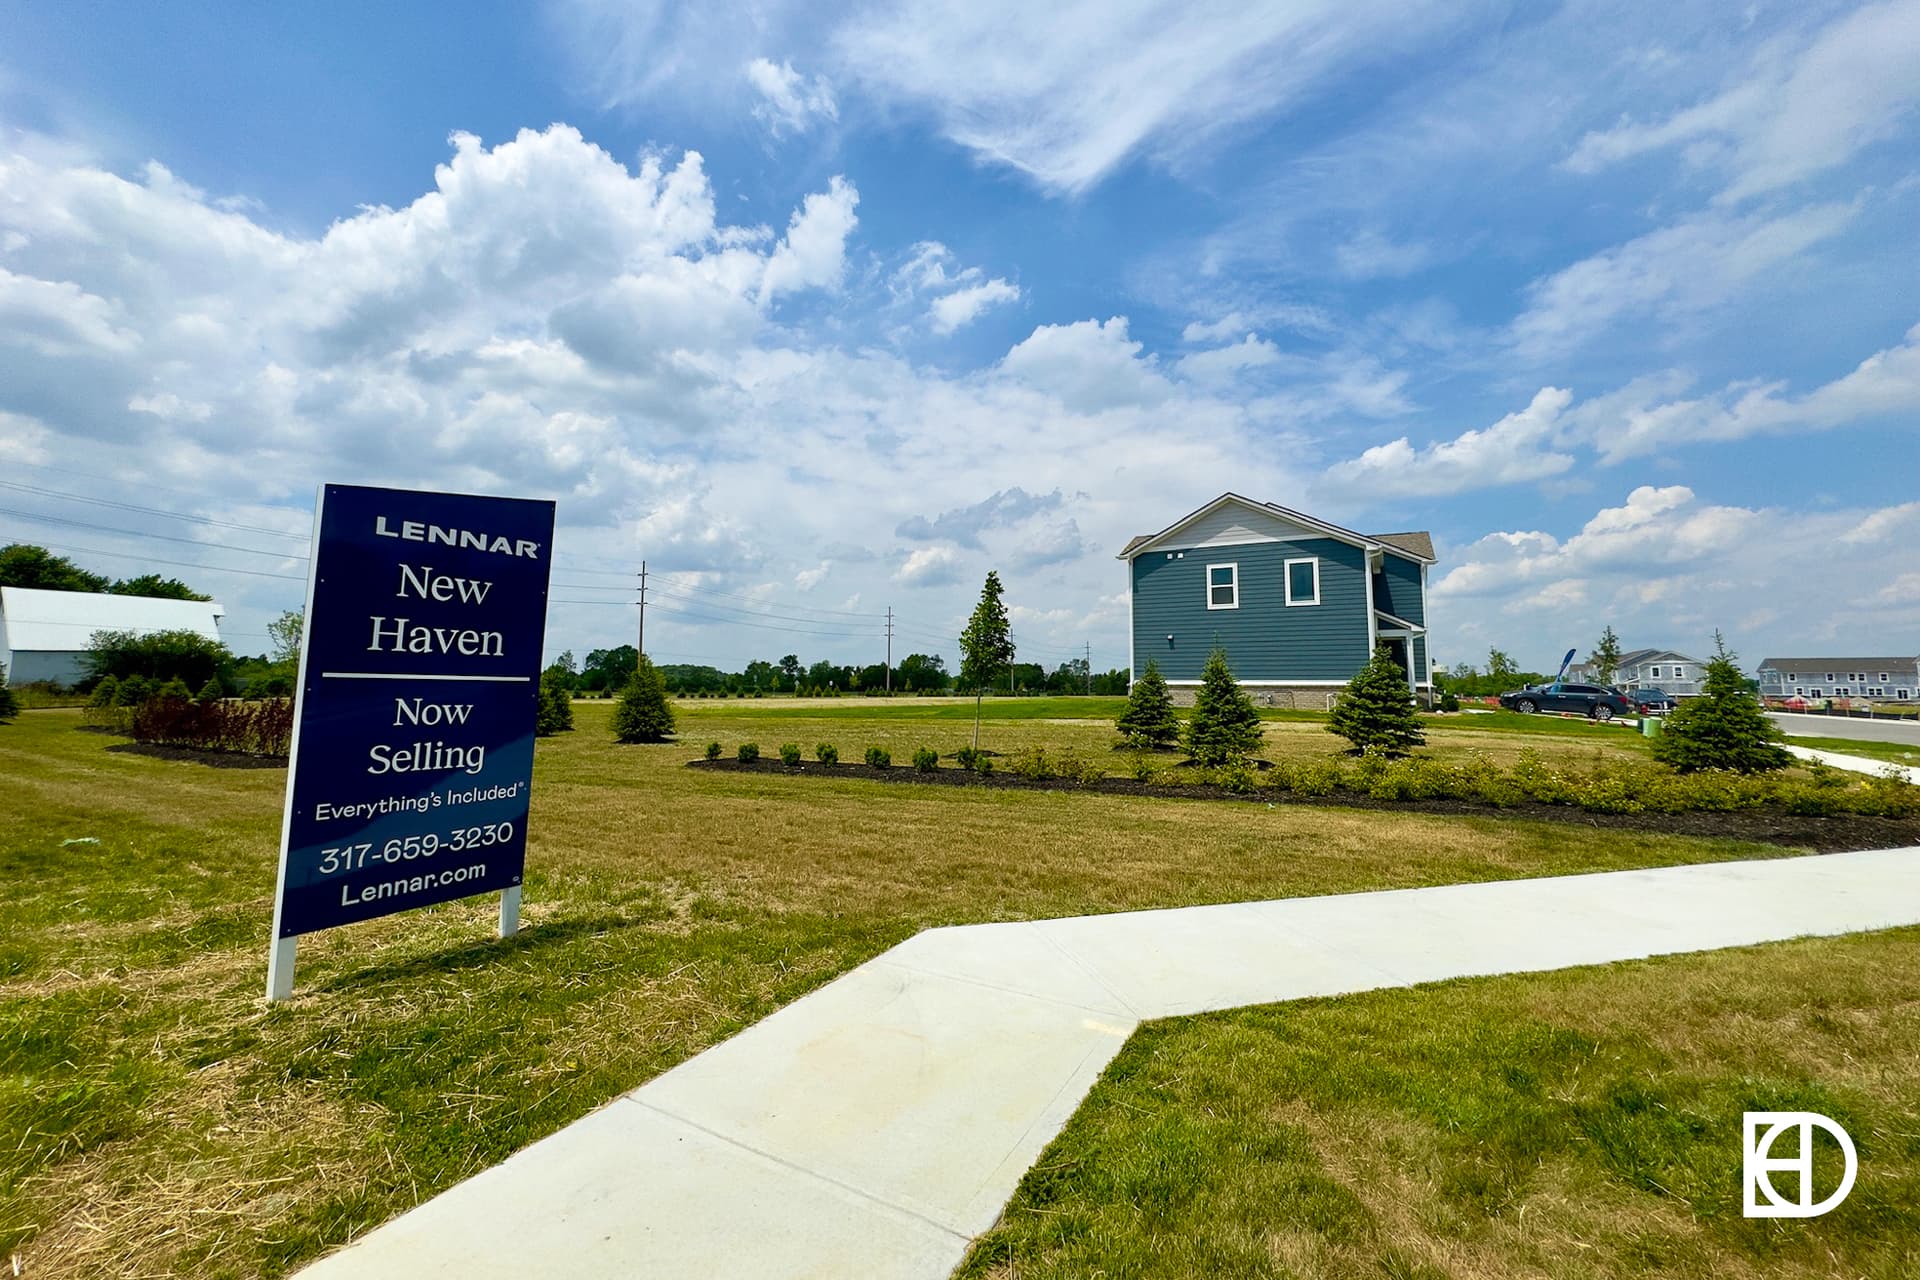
[746,57,838,136]
[1319,387,1574,501]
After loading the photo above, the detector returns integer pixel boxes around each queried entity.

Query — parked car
[1498,682,1636,721]
[1620,686,1674,713]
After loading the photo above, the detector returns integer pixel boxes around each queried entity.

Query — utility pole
[636,560,648,660]
[885,606,894,694]
[1085,641,1092,695]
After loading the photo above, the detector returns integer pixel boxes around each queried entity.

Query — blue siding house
[1120,493,1435,707]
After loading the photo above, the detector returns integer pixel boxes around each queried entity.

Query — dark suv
[1498,682,1635,721]
[1620,687,1674,714]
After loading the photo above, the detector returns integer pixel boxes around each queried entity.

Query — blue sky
[1,0,1916,675]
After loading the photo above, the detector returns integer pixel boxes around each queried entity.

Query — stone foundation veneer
[1167,683,1433,710]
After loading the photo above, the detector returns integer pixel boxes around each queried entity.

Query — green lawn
[0,702,1823,1276]
[962,928,1920,1279]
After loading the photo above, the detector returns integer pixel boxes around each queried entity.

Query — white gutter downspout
[1364,549,1379,663]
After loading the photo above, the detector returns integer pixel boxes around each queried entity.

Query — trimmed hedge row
[1182,750,1918,817]
[697,738,1914,818]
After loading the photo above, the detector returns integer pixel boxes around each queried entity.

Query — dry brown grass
[0,703,1809,1277]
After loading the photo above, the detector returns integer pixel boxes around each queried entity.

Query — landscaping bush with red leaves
[129,696,293,757]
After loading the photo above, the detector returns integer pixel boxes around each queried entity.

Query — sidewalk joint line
[626,1096,971,1244]
[869,953,1136,1020]
[1033,925,1147,1019]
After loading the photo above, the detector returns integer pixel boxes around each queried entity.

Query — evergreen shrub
[1327,646,1425,755]
[1184,649,1263,766]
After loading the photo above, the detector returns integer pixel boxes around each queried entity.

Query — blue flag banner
[269,484,555,966]
[1554,647,1578,684]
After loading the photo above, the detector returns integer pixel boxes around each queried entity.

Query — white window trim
[1899,689,1912,699]
[1205,562,1239,610]
[1283,556,1320,607]
[1650,665,1663,678]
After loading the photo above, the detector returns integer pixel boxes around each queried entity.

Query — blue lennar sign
[267,483,555,999]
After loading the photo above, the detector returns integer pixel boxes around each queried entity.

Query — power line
[654,578,886,619]
[646,600,881,638]
[0,479,312,541]
[0,507,311,561]
[12,538,309,582]
[648,585,891,629]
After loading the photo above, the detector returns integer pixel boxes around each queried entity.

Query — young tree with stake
[958,570,1015,752]
[1590,625,1623,687]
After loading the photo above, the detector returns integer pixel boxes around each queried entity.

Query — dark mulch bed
[689,758,1920,854]
[103,741,288,770]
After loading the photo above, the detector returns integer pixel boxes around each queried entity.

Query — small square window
[1206,563,1238,610]
[1650,666,1663,679]
[1837,687,1851,697]
[1284,557,1319,606]
[1879,673,1890,683]
[1899,689,1912,700]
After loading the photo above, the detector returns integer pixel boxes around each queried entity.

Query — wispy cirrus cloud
[551,0,1495,194]
[1506,201,1859,361]
[1565,0,1920,202]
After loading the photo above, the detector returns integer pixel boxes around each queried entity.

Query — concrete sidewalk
[301,846,1920,1280]
[1772,710,1920,747]
[1783,741,1920,784]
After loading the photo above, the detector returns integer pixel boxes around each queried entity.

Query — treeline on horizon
[553,646,1132,698]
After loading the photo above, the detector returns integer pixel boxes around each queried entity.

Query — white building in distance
[0,586,226,686]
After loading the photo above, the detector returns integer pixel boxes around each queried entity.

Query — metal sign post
[267,483,555,1001]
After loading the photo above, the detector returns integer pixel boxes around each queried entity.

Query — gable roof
[1371,531,1435,561]
[1616,648,1699,666]
[1118,492,1435,563]
[0,586,225,653]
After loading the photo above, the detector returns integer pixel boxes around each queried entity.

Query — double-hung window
[1206,563,1239,610]
[1284,557,1320,607]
